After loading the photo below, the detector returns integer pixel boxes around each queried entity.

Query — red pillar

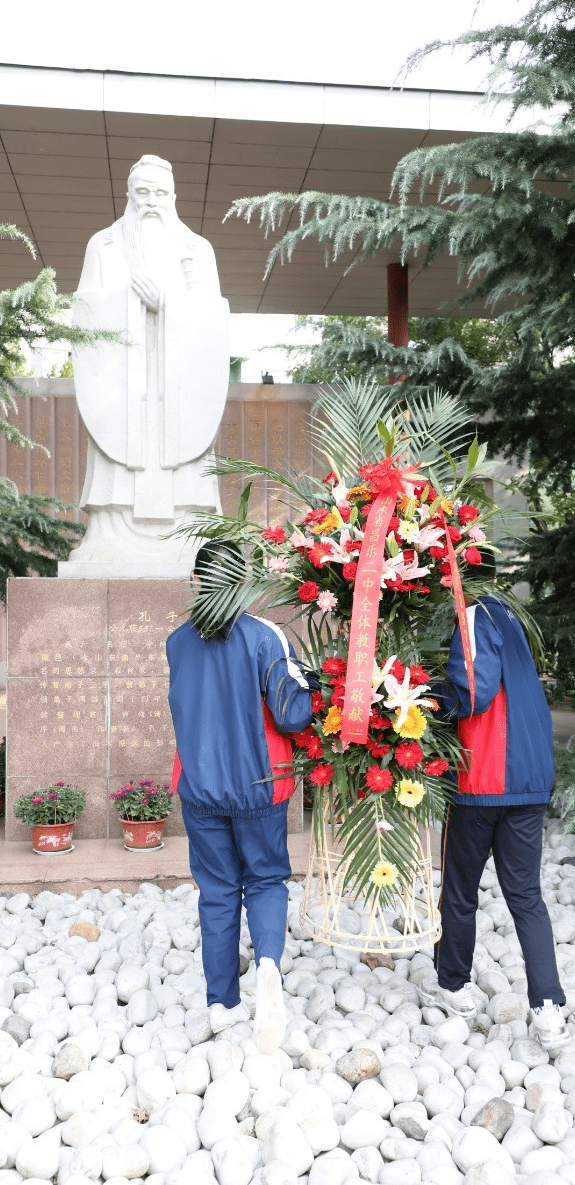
[387,262,409,384]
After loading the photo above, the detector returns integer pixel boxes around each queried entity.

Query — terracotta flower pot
[31,822,75,854]
[119,817,168,851]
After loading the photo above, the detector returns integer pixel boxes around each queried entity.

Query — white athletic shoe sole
[419,976,477,1020]
[209,1000,249,1033]
[253,957,286,1053]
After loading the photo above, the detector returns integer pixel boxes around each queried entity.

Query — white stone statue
[60,155,229,576]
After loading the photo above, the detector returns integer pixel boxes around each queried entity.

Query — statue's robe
[72,218,229,542]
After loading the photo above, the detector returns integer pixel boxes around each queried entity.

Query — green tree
[0,224,116,594]
[227,0,575,696]
[288,314,513,393]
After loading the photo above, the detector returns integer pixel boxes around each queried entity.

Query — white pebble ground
[2,817,575,1185]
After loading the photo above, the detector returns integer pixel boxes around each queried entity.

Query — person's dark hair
[194,540,244,579]
[191,540,246,640]
[464,548,497,584]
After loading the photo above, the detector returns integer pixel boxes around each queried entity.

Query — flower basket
[14,783,86,853]
[173,378,540,935]
[300,802,440,955]
[109,779,175,850]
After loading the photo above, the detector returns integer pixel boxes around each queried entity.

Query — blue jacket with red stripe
[437,596,554,806]
[166,613,313,816]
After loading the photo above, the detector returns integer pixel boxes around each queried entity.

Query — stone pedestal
[5,579,303,842]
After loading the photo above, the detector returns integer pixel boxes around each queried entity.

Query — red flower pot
[31,822,75,854]
[119,817,168,851]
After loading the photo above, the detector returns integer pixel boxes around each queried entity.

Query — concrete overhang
[0,63,566,316]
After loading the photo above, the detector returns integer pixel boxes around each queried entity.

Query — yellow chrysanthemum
[311,512,339,534]
[347,483,371,499]
[370,861,399,888]
[396,779,426,808]
[439,498,454,514]
[394,704,427,739]
[323,706,343,736]
[397,519,419,542]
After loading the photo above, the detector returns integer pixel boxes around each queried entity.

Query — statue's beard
[122,203,181,280]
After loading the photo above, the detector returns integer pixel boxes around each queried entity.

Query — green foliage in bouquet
[171,378,541,903]
[109,779,176,822]
[14,783,86,826]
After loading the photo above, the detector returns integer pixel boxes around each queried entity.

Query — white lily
[381,663,433,729]
[332,481,350,504]
[289,528,313,550]
[415,523,446,552]
[321,527,363,564]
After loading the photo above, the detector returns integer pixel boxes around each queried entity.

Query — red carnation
[308,543,332,569]
[463,547,482,566]
[305,507,330,525]
[414,584,430,595]
[365,765,394,793]
[330,682,346,708]
[311,691,324,714]
[298,581,320,602]
[322,472,337,485]
[292,728,315,748]
[429,545,448,560]
[337,502,351,522]
[395,742,424,769]
[366,740,391,758]
[262,526,287,544]
[409,665,430,687]
[370,712,393,730]
[356,790,368,800]
[446,525,462,544]
[344,538,361,554]
[359,458,407,500]
[388,660,405,683]
[425,758,450,777]
[309,763,334,786]
[438,559,451,576]
[322,657,347,675]
[306,735,325,759]
[342,562,358,582]
[402,549,415,565]
[457,504,480,525]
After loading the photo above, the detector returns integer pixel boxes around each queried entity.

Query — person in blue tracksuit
[166,541,314,1050]
[420,553,568,1051]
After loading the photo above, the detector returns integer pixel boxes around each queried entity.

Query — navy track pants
[435,802,565,1009]
[181,798,291,1008]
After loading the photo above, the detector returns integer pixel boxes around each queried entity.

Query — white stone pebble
[0,838,574,1185]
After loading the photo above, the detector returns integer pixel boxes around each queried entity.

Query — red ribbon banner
[340,494,397,745]
[440,509,475,716]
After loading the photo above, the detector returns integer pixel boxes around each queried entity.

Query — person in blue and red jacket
[166,540,314,1052]
[420,551,569,1052]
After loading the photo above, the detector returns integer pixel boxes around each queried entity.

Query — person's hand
[131,270,161,312]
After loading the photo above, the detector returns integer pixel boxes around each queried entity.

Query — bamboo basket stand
[300,805,441,956]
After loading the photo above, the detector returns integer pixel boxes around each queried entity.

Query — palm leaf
[310,376,397,480]
[400,388,474,485]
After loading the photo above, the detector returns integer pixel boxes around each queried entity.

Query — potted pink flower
[109,779,175,851]
[14,783,86,854]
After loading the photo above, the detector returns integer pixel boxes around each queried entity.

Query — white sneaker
[530,1000,571,1052]
[419,976,477,1020]
[209,1000,249,1033]
[253,957,286,1053]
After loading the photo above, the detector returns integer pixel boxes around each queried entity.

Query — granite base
[5,578,303,842]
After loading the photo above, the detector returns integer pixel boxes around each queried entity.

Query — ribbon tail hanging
[441,509,476,716]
